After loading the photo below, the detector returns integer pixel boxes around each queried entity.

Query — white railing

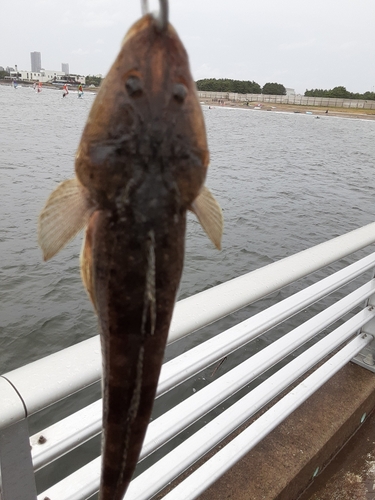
[1,223,375,500]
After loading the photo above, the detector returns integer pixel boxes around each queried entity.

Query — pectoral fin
[38,178,95,261]
[190,186,223,250]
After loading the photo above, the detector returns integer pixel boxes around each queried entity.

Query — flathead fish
[38,4,223,499]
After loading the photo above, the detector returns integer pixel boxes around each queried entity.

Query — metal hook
[141,0,149,16]
[156,0,169,31]
[141,0,169,31]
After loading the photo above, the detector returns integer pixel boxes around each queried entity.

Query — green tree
[304,86,375,100]
[0,70,10,79]
[305,88,329,97]
[327,86,350,98]
[262,82,286,95]
[195,78,261,94]
[85,75,103,87]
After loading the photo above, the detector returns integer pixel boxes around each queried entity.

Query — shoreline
[0,80,100,92]
[202,98,375,120]
[2,81,374,120]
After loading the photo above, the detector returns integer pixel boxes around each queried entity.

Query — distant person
[62,84,69,97]
[78,83,83,98]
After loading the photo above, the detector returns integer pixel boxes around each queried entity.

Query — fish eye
[125,76,143,97]
[173,83,187,102]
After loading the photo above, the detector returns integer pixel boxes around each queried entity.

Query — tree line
[3,68,373,101]
[85,75,102,87]
[195,78,286,95]
[195,79,375,101]
[304,86,375,100]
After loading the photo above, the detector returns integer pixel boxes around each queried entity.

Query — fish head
[76,13,209,212]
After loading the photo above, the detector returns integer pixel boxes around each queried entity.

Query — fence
[197,91,375,110]
[1,223,375,499]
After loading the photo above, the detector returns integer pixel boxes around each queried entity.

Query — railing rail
[2,222,375,500]
[3,222,375,423]
[161,333,372,500]
[24,255,375,474]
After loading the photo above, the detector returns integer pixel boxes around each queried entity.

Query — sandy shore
[2,81,374,120]
[202,98,375,120]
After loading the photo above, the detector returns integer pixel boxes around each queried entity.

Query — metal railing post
[0,377,36,500]
[353,267,375,372]
[0,420,37,500]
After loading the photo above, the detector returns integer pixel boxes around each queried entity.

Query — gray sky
[1,0,375,94]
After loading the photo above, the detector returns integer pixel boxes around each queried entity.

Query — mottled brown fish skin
[75,14,209,500]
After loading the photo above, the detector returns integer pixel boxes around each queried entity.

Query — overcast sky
[1,0,375,94]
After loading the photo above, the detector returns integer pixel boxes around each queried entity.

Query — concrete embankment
[154,362,375,499]
[197,362,375,500]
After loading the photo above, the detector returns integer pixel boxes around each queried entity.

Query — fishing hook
[141,0,149,15]
[141,0,169,31]
[156,0,169,30]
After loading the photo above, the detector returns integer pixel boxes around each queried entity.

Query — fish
[38,5,223,500]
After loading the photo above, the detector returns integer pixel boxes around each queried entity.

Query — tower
[30,52,42,72]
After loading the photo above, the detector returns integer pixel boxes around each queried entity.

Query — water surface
[1,84,375,493]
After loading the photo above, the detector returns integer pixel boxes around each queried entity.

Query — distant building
[285,88,296,97]
[30,52,42,72]
[10,69,66,83]
[6,66,14,73]
[69,74,85,84]
[62,63,69,75]
[9,69,85,84]
[0,66,4,72]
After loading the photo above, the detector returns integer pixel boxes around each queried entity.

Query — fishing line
[141,0,149,15]
[141,0,169,31]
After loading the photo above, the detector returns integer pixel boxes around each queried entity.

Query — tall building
[62,63,69,75]
[30,52,41,72]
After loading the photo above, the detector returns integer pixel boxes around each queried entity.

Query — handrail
[28,257,375,472]
[0,378,26,429]
[1,337,101,419]
[161,334,373,500]
[141,289,375,461]
[158,251,375,395]
[168,221,375,341]
[2,222,375,424]
[2,223,375,500]
[37,312,375,500]
[26,259,375,474]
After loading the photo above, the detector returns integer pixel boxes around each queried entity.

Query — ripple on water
[9,90,375,487]
[1,87,375,393]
